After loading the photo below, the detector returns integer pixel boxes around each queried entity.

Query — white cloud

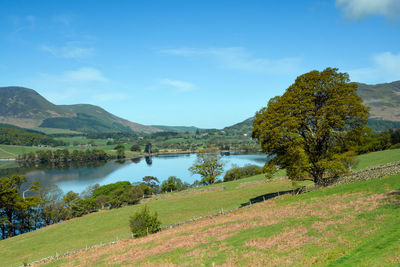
[40,44,94,59]
[336,0,400,19]
[161,47,301,75]
[62,67,107,82]
[161,79,196,92]
[348,51,400,83]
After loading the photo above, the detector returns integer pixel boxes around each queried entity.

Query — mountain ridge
[0,86,161,133]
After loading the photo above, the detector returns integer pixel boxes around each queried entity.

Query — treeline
[0,127,65,147]
[356,128,400,154]
[16,149,113,164]
[223,164,263,182]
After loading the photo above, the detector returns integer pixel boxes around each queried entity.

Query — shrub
[129,206,161,238]
[223,164,263,182]
[130,143,141,152]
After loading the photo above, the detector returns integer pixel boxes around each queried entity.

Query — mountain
[223,80,400,134]
[357,81,400,122]
[0,86,161,133]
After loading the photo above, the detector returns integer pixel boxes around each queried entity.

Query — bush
[129,206,161,238]
[223,164,263,182]
[130,143,141,152]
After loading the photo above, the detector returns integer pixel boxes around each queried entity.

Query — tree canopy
[189,152,224,185]
[252,68,369,185]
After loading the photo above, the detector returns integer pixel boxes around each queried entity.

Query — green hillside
[0,87,161,133]
[45,172,400,266]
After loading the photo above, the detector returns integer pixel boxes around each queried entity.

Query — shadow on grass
[240,187,306,207]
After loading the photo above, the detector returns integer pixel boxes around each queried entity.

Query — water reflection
[145,156,152,165]
[7,153,269,194]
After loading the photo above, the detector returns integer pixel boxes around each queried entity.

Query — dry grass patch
[40,190,391,266]
[246,226,310,252]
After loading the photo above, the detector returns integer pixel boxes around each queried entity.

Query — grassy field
[0,149,399,266]
[0,145,49,159]
[355,149,400,170]
[0,176,311,266]
[45,173,400,266]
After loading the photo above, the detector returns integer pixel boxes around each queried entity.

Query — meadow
[45,172,400,266]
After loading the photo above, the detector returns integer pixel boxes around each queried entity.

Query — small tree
[188,152,224,185]
[160,176,183,192]
[142,176,159,194]
[129,206,161,238]
[145,143,152,154]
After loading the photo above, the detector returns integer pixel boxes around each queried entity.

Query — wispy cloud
[62,67,107,82]
[161,79,196,92]
[335,0,400,19]
[8,15,36,34]
[40,43,94,59]
[348,51,400,83]
[161,47,302,75]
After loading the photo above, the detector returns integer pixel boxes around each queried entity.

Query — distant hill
[223,116,255,136]
[223,81,400,134]
[0,87,161,133]
[151,125,201,133]
[357,80,400,122]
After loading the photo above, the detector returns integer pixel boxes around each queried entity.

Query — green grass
[0,145,48,159]
[355,148,400,170]
[43,172,400,266]
[32,127,82,135]
[0,176,309,266]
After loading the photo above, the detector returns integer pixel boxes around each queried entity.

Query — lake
[19,153,268,194]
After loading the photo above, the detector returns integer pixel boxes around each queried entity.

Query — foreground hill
[0,87,161,133]
[47,173,400,266]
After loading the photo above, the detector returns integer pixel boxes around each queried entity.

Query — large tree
[252,68,369,185]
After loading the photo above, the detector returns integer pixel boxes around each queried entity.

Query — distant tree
[80,184,100,200]
[114,144,125,150]
[129,206,161,238]
[130,143,141,152]
[252,68,369,185]
[188,152,224,185]
[145,143,152,154]
[160,176,183,192]
[142,176,159,194]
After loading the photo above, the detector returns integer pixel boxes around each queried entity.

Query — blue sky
[1,0,400,128]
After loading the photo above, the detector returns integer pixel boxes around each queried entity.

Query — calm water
[22,153,268,194]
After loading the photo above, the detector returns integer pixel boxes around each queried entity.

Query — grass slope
[0,149,399,266]
[45,172,400,266]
